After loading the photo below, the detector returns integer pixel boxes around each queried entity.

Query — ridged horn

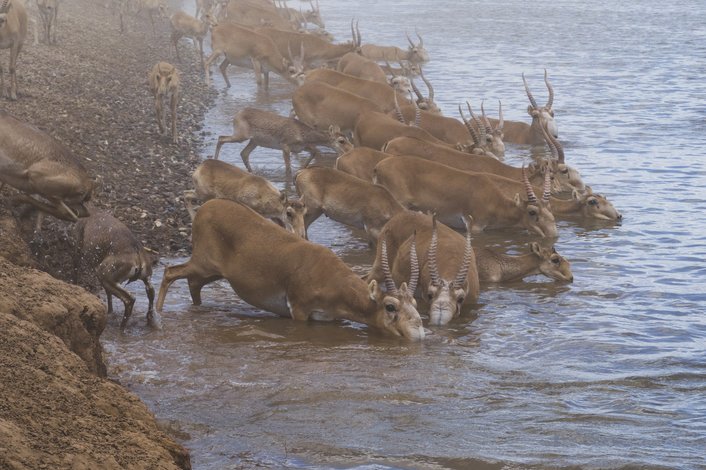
[497,100,504,131]
[522,72,539,109]
[522,165,538,204]
[419,66,434,102]
[453,215,474,289]
[408,231,420,294]
[480,100,493,134]
[544,69,554,109]
[542,167,552,203]
[415,28,424,48]
[428,215,441,286]
[459,104,479,145]
[380,236,398,295]
[412,93,421,127]
[410,77,424,101]
[467,101,486,145]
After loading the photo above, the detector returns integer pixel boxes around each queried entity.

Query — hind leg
[240,140,258,172]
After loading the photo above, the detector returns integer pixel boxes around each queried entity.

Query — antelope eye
[529,209,537,216]
[551,256,561,264]
[588,198,599,206]
[457,296,465,304]
[561,169,569,174]
[427,293,434,300]
[549,110,555,117]
[385,304,396,313]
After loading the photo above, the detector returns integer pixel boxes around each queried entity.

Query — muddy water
[103,0,706,468]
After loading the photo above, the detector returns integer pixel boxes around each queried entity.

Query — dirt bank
[0,0,221,467]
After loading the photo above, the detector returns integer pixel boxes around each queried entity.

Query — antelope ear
[527,105,535,116]
[530,242,541,256]
[514,193,522,207]
[279,191,287,203]
[572,189,581,201]
[368,279,379,300]
[399,281,408,293]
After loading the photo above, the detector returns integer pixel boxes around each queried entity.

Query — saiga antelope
[212,107,337,174]
[157,199,426,340]
[294,166,405,244]
[170,8,217,69]
[185,159,308,238]
[204,22,304,89]
[148,61,180,144]
[35,0,58,44]
[360,30,429,64]
[0,110,93,226]
[0,0,28,100]
[475,242,573,283]
[368,212,479,326]
[374,155,557,237]
[74,208,160,329]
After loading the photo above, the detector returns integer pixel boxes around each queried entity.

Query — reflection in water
[103,0,706,468]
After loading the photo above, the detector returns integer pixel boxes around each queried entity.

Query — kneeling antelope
[157,199,425,340]
[0,110,93,226]
[74,208,160,329]
[374,156,557,237]
[0,0,28,100]
[148,61,180,144]
[213,107,338,173]
[475,242,573,283]
[295,166,405,244]
[185,159,307,238]
[368,212,479,326]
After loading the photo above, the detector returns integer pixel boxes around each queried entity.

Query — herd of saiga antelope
[0,0,622,340]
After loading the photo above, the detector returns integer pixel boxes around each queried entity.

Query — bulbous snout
[427,302,457,326]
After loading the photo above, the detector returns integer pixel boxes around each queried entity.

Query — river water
[103,1,706,468]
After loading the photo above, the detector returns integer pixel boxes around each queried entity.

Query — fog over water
[103,1,706,468]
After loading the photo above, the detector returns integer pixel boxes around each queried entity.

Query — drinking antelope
[157,199,425,341]
[475,242,573,283]
[368,212,479,326]
[185,159,308,238]
[294,166,405,244]
[360,30,429,65]
[374,156,557,237]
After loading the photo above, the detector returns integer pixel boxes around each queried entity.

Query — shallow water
[103,0,706,468]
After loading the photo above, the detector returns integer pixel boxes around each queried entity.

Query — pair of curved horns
[381,234,420,295]
[428,215,473,289]
[522,69,554,110]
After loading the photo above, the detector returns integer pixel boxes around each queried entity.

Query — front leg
[170,90,179,144]
[155,95,165,134]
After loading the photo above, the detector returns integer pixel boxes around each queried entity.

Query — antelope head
[571,186,622,221]
[0,0,12,26]
[425,216,475,326]
[515,166,557,238]
[410,66,440,113]
[305,0,324,29]
[529,242,573,282]
[524,69,558,139]
[152,62,179,96]
[373,234,425,340]
[328,125,354,155]
[405,29,430,64]
[480,100,505,157]
[458,101,497,158]
[538,119,585,193]
[278,192,308,239]
[286,42,307,85]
